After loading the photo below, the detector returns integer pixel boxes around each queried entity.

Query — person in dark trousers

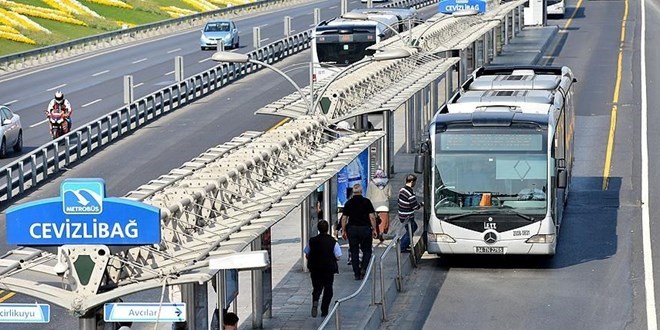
[305,220,342,318]
[398,174,422,253]
[340,183,379,280]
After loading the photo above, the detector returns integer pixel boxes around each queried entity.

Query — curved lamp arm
[212,52,312,113]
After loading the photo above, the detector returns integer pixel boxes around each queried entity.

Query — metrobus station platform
[130,23,560,330]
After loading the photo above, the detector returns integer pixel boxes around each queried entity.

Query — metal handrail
[376,232,402,321]
[318,254,377,330]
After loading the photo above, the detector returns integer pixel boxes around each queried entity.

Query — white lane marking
[81,99,102,107]
[47,84,66,91]
[199,57,212,63]
[29,119,47,128]
[3,99,18,105]
[261,38,270,42]
[167,48,181,54]
[92,70,109,77]
[165,71,174,76]
[329,5,338,8]
[641,0,657,327]
[309,23,316,27]
[258,24,268,28]
[134,82,144,88]
[132,58,148,64]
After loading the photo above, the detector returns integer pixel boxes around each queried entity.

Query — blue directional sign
[0,303,50,323]
[438,0,487,14]
[6,178,161,246]
[104,303,186,322]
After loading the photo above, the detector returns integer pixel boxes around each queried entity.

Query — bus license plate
[475,246,505,254]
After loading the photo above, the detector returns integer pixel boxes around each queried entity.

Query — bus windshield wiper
[444,211,490,222]
[494,210,535,222]
[444,210,535,222]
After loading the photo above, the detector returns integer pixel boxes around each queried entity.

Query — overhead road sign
[6,178,161,246]
[104,303,186,322]
[0,303,50,323]
[439,0,487,14]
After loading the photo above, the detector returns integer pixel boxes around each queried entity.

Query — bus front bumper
[426,233,556,255]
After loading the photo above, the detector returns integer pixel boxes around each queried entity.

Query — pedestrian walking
[304,220,342,318]
[340,183,379,280]
[398,174,422,253]
[367,167,392,242]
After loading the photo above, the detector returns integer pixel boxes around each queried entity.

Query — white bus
[311,8,415,82]
[546,0,566,16]
[523,0,565,24]
[416,66,576,256]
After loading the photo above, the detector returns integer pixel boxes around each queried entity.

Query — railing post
[30,154,37,187]
[253,26,261,49]
[123,75,133,105]
[284,16,292,36]
[17,162,24,194]
[5,168,11,201]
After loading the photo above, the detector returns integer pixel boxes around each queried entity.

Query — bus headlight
[427,232,455,243]
[526,234,555,244]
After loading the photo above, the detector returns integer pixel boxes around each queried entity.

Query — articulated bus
[311,8,416,82]
[416,66,576,256]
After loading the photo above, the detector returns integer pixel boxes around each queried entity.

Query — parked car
[0,105,22,158]
[200,20,240,50]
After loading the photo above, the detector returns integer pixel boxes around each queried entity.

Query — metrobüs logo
[61,179,105,215]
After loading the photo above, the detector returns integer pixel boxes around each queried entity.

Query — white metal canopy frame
[215,48,415,118]
[256,0,527,122]
[0,115,384,316]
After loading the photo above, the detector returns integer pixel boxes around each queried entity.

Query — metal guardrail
[0,0,311,74]
[0,0,441,206]
[0,31,312,206]
[319,254,377,330]
[316,232,405,328]
[377,233,402,321]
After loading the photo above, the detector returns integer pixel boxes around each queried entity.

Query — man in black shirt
[305,220,342,317]
[340,183,379,280]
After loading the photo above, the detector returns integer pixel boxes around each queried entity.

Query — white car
[200,20,240,50]
[0,105,22,158]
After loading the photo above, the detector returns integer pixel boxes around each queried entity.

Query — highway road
[1,0,657,329]
[0,0,356,165]
[383,0,655,329]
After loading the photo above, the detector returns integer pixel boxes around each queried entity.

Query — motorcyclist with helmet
[46,91,72,134]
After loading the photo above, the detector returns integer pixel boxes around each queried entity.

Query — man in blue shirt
[305,220,342,318]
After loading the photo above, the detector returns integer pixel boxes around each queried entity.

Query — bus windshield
[316,40,376,66]
[433,131,548,217]
[314,26,378,67]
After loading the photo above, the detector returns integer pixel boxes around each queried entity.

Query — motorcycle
[46,110,69,139]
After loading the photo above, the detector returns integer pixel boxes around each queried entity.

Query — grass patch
[149,0,199,12]
[0,39,36,55]
[13,0,51,8]
[0,0,220,57]
[82,0,171,24]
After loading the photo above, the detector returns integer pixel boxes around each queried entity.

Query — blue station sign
[438,0,487,14]
[6,178,161,246]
